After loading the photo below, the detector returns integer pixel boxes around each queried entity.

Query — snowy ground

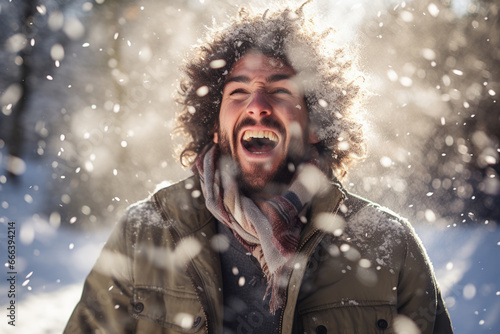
[0,226,108,334]
[1,157,499,333]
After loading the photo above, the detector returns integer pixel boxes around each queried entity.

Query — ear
[308,129,320,144]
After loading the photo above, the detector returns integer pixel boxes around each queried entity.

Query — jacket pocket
[130,286,205,333]
[298,302,396,334]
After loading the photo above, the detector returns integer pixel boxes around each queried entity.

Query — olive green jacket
[65,176,453,333]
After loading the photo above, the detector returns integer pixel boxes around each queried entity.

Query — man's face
[214,52,316,192]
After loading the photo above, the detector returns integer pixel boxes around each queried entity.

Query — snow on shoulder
[343,203,407,268]
[126,197,166,230]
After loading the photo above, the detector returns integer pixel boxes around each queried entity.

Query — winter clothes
[216,220,282,333]
[193,145,333,313]
[65,175,453,334]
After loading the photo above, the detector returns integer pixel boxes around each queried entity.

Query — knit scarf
[192,144,330,313]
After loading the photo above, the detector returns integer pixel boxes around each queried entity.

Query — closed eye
[270,88,292,95]
[229,88,249,95]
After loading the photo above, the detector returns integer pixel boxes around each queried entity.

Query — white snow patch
[345,205,404,266]
[0,284,83,334]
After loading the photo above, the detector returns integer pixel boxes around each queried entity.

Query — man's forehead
[227,52,296,79]
[238,53,285,69]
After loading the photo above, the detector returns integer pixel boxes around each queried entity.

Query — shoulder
[131,175,214,236]
[342,192,410,236]
[152,175,206,214]
[337,192,417,267]
[124,197,164,229]
[119,177,198,231]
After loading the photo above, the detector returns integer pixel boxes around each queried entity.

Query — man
[65,4,453,334]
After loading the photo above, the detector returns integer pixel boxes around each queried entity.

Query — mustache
[234,117,286,138]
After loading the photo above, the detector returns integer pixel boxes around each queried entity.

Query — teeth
[242,130,278,142]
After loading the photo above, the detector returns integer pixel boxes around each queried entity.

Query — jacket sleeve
[64,214,137,333]
[397,220,453,334]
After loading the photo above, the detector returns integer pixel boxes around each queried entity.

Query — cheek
[215,113,238,147]
[219,104,242,131]
[282,107,309,134]
[276,98,307,118]
[295,102,310,130]
[219,100,236,120]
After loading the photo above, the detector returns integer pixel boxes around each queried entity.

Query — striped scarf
[193,145,330,313]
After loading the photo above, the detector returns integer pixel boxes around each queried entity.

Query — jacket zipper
[278,196,343,333]
[278,227,319,333]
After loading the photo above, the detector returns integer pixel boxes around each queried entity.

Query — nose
[246,91,272,119]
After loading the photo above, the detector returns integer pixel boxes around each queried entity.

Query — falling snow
[0,0,498,333]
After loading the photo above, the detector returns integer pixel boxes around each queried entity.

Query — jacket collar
[154,175,215,237]
[299,179,345,246]
[155,174,345,240]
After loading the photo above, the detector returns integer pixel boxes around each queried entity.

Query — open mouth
[241,130,279,154]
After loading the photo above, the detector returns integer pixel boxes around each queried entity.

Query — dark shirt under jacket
[216,220,282,334]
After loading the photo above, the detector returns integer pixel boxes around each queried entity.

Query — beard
[217,118,310,197]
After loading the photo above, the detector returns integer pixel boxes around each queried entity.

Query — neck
[240,179,292,200]
[238,161,296,200]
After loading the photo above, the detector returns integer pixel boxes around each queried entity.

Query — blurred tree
[0,1,38,180]
[431,0,499,222]
[355,0,499,224]
[1,0,87,176]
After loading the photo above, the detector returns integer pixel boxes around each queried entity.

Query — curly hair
[175,2,367,179]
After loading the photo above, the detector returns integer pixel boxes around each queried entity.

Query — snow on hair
[175,2,367,179]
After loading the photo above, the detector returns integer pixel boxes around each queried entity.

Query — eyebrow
[225,75,250,85]
[225,74,293,85]
[267,74,292,83]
